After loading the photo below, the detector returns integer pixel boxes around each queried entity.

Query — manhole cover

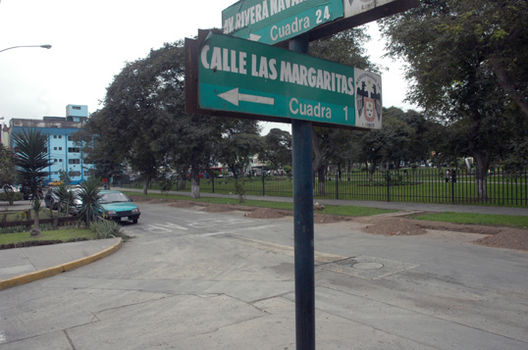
[351,262,384,270]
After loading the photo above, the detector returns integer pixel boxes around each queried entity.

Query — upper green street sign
[222,0,417,44]
[188,32,382,129]
[222,0,344,45]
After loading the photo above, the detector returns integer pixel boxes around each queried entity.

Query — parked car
[69,186,84,214]
[44,187,59,209]
[98,190,140,224]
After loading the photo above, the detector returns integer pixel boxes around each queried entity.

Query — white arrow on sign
[249,33,262,42]
[218,88,275,107]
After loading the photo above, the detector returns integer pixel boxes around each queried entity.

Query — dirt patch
[361,217,427,236]
[476,229,528,251]
[244,207,290,219]
[130,195,528,251]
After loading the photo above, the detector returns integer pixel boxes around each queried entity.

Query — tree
[83,41,226,198]
[84,42,187,195]
[261,128,292,171]
[77,178,101,227]
[167,113,224,199]
[11,129,49,236]
[308,28,377,191]
[12,129,49,200]
[217,119,262,201]
[380,0,528,200]
[0,144,16,205]
[74,115,124,183]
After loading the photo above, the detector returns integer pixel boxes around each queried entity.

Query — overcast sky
[0,0,416,132]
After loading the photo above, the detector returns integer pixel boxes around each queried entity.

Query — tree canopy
[380,0,528,199]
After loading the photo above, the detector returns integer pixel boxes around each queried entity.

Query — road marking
[199,232,227,237]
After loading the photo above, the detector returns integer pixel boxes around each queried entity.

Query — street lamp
[0,44,52,53]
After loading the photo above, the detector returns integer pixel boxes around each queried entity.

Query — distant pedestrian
[445,169,450,183]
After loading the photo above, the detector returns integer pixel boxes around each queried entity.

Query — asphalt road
[1,202,527,349]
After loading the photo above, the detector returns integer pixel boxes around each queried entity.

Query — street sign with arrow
[186,32,382,130]
[222,0,344,45]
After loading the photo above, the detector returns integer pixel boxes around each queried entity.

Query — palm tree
[12,129,49,200]
[55,183,75,217]
[78,178,102,226]
[12,129,49,236]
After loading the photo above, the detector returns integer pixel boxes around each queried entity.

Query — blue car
[98,190,140,224]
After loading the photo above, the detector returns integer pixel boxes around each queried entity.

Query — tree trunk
[474,153,490,201]
[143,175,150,195]
[317,166,326,196]
[31,210,40,236]
[178,170,187,190]
[191,164,201,199]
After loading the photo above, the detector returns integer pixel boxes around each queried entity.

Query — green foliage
[0,144,16,205]
[217,119,263,179]
[11,129,49,200]
[261,128,292,171]
[414,212,528,229]
[0,228,95,246]
[380,0,528,199]
[0,191,22,202]
[77,178,102,226]
[90,219,123,239]
[54,183,77,216]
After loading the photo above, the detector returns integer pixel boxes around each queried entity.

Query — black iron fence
[196,167,528,207]
[123,167,528,207]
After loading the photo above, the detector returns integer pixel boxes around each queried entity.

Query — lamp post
[0,44,52,53]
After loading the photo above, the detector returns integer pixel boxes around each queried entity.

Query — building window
[68,159,81,164]
[69,171,81,177]
[68,147,80,153]
[53,135,57,139]
[59,159,63,162]
[54,147,57,150]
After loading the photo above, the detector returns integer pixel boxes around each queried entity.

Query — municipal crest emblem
[355,69,382,129]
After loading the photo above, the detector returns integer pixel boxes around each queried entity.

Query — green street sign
[222,0,343,45]
[189,33,382,129]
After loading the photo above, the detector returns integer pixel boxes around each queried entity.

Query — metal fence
[195,167,528,207]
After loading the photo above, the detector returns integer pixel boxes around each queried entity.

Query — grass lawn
[126,190,528,227]
[413,212,528,229]
[125,191,396,217]
[0,228,96,246]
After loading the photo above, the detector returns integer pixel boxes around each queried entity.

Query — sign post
[185,2,418,349]
[289,35,315,350]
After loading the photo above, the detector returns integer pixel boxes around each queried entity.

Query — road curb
[0,238,122,291]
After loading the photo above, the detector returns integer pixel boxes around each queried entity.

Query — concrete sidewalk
[0,238,121,290]
[114,187,528,216]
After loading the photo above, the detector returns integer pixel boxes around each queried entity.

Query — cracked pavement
[0,202,527,349]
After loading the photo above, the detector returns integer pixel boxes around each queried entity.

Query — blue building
[9,105,95,185]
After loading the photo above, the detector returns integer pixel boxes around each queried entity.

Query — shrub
[90,219,123,239]
[0,191,23,202]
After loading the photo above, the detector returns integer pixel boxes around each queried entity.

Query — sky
[0,0,417,133]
